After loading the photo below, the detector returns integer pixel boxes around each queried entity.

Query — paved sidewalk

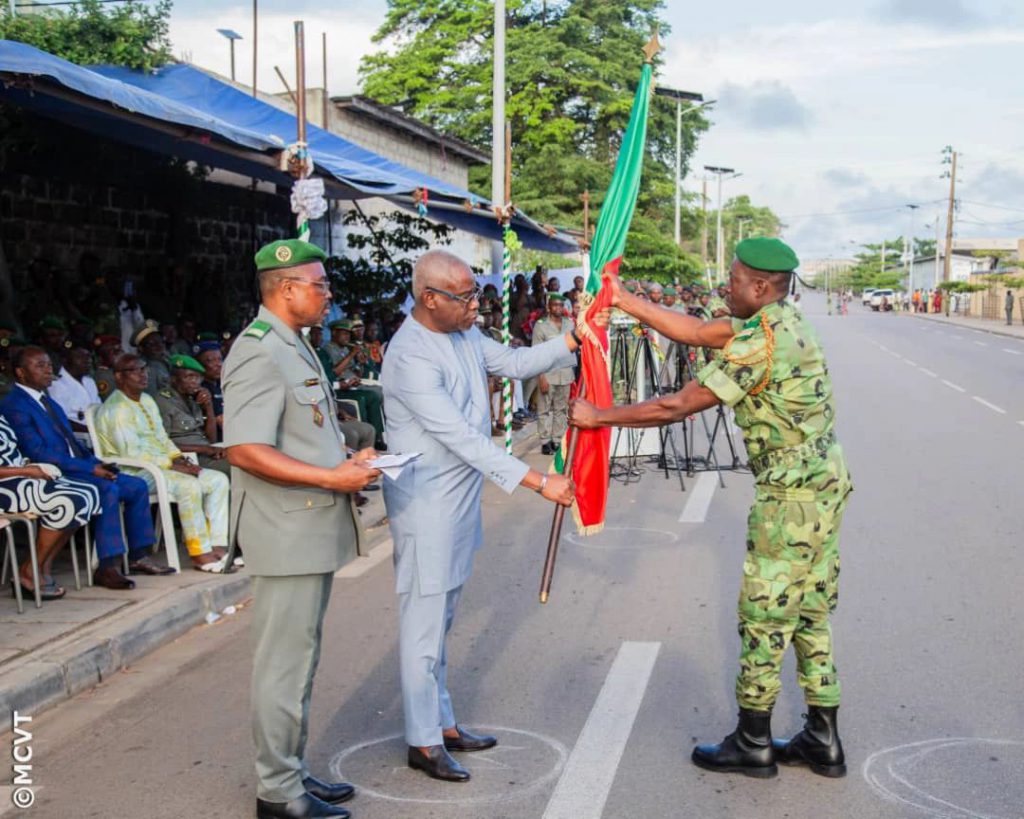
[902,309,1024,341]
[0,423,544,726]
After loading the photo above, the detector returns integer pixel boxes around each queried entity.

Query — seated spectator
[154,355,229,476]
[95,353,231,572]
[37,315,68,372]
[131,321,172,397]
[2,346,167,589]
[0,414,100,600]
[308,323,333,376]
[48,346,100,434]
[91,334,122,401]
[325,319,385,446]
[169,317,198,356]
[195,340,224,439]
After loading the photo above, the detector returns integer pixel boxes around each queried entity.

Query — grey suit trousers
[399,574,464,746]
[251,573,333,802]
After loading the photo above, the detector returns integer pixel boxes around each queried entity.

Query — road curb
[0,428,544,728]
[0,572,251,728]
[903,311,1024,342]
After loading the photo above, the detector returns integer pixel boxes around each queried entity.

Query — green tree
[0,0,173,71]
[327,209,455,311]
[360,0,729,278]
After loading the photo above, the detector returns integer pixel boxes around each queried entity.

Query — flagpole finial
[642,30,661,63]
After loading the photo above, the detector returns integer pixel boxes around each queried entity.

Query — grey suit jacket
[223,305,363,577]
[382,315,575,595]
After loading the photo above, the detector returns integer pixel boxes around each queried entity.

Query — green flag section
[585,58,654,292]
[559,39,656,536]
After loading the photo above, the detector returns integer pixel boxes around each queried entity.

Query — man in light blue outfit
[382,249,578,783]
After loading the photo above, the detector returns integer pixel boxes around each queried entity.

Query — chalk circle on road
[329,726,568,805]
[863,737,1024,819]
[564,526,679,549]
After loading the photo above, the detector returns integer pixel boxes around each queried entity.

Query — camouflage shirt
[697,299,851,495]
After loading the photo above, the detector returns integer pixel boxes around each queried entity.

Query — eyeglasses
[425,285,482,307]
[277,277,332,294]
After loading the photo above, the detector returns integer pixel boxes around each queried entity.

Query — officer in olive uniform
[131,320,172,397]
[154,354,229,476]
[92,334,122,401]
[223,239,380,819]
[570,237,851,781]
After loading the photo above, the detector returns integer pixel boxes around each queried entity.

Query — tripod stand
[674,344,744,479]
[607,324,686,490]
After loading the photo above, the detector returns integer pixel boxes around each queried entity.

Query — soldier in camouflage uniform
[569,237,851,780]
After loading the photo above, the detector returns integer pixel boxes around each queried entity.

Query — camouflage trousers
[735,489,846,711]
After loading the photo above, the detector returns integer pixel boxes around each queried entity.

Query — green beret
[39,315,66,331]
[197,331,219,342]
[0,320,18,332]
[735,237,799,273]
[254,239,327,272]
[663,287,676,295]
[624,282,637,293]
[169,354,205,374]
[1,336,27,348]
[329,319,354,332]
[547,293,565,303]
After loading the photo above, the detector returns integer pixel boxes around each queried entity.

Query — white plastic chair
[0,514,41,612]
[85,405,182,573]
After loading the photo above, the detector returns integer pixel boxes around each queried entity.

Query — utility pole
[700,175,709,272]
[904,203,919,294]
[942,147,957,282]
[704,166,740,286]
[880,239,885,278]
[321,32,328,129]
[490,0,507,278]
[252,0,258,97]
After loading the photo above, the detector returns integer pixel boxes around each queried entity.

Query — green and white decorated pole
[501,225,521,454]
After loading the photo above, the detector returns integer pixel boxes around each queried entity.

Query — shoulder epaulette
[243,320,272,340]
[158,389,173,398]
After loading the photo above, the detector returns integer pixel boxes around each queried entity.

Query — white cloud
[168,5,379,95]
[717,81,812,131]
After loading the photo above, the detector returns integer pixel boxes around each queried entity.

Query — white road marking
[903,358,918,366]
[678,472,718,523]
[941,380,966,393]
[1018,420,1024,428]
[335,538,393,579]
[877,343,890,352]
[974,340,988,347]
[542,642,661,819]
[972,396,1006,414]
[918,367,937,377]
[1002,348,1022,355]
[951,335,964,340]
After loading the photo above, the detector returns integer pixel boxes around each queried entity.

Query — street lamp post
[904,203,919,295]
[653,87,704,248]
[217,28,243,82]
[704,166,741,286]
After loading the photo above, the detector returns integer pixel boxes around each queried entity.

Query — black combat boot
[691,708,777,778]
[773,705,846,777]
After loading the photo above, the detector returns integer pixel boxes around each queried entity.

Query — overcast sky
[169,0,1024,259]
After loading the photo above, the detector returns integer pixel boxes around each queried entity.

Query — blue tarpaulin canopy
[0,40,578,253]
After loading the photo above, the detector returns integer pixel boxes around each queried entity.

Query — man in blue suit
[2,346,166,589]
[382,250,578,783]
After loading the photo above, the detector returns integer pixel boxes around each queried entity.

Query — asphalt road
[4,293,1022,819]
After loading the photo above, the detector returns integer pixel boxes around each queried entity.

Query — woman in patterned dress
[0,415,100,599]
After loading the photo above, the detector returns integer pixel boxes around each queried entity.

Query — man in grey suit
[223,239,381,819]
[382,249,578,783]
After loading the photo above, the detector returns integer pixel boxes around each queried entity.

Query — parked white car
[862,288,876,305]
[870,289,894,311]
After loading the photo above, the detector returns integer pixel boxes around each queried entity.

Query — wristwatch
[535,474,548,494]
[571,329,583,348]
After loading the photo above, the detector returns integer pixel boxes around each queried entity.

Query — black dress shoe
[444,725,497,752]
[540,442,553,455]
[128,557,176,575]
[691,709,778,778]
[303,775,355,804]
[407,745,470,782]
[256,792,350,819]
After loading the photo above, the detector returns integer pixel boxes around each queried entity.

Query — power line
[778,200,945,220]
[959,199,1024,215]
